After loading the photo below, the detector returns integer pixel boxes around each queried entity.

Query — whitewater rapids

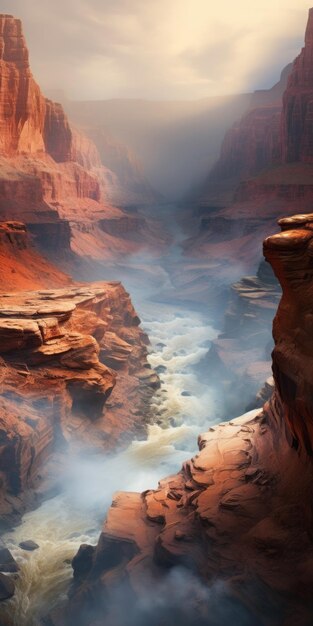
[0,302,218,625]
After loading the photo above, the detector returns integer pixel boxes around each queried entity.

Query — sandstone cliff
[0,282,158,529]
[58,213,313,626]
[74,126,161,208]
[0,15,165,271]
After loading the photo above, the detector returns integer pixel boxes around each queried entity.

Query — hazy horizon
[0,0,311,101]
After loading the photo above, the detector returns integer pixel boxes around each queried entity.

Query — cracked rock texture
[0,283,158,528]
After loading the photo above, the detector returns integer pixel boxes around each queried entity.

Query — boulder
[19,540,39,551]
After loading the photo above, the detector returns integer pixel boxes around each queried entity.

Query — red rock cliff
[0,15,71,160]
[0,282,158,529]
[264,213,313,455]
[0,14,165,268]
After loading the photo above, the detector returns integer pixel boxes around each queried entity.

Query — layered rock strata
[184,9,313,287]
[204,260,280,417]
[0,15,165,270]
[0,284,158,528]
[61,214,313,626]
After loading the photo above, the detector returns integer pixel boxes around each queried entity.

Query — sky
[0,0,312,101]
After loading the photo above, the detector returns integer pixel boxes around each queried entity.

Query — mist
[64,566,268,626]
[66,94,252,199]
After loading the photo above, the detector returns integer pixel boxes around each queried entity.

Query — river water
[0,206,220,625]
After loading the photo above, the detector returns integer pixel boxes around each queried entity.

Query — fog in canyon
[0,202,270,625]
[1,3,312,626]
[0,208,217,624]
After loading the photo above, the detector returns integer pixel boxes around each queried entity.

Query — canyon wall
[186,9,313,286]
[281,9,313,163]
[0,15,164,272]
[0,280,158,529]
[0,221,71,291]
[204,260,279,418]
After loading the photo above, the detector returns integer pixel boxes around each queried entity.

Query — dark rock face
[19,540,39,551]
[72,544,95,581]
[0,545,18,573]
[0,14,166,271]
[281,8,313,163]
[0,573,14,601]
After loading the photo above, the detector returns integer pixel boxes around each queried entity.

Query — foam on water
[143,302,218,425]
[0,299,219,625]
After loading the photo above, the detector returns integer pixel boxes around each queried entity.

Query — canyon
[183,9,313,286]
[0,6,313,626]
[45,214,313,626]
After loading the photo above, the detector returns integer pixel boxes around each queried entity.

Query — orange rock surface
[0,15,166,270]
[0,283,158,528]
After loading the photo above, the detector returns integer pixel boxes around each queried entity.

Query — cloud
[0,0,312,99]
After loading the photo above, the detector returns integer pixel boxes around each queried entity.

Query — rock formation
[183,10,313,297]
[0,283,158,529]
[190,64,291,210]
[206,105,282,187]
[0,15,166,272]
[57,213,313,626]
[73,126,161,208]
[281,8,313,163]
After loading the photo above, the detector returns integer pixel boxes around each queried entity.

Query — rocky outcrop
[59,214,313,626]
[264,212,313,456]
[0,15,71,161]
[0,283,157,528]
